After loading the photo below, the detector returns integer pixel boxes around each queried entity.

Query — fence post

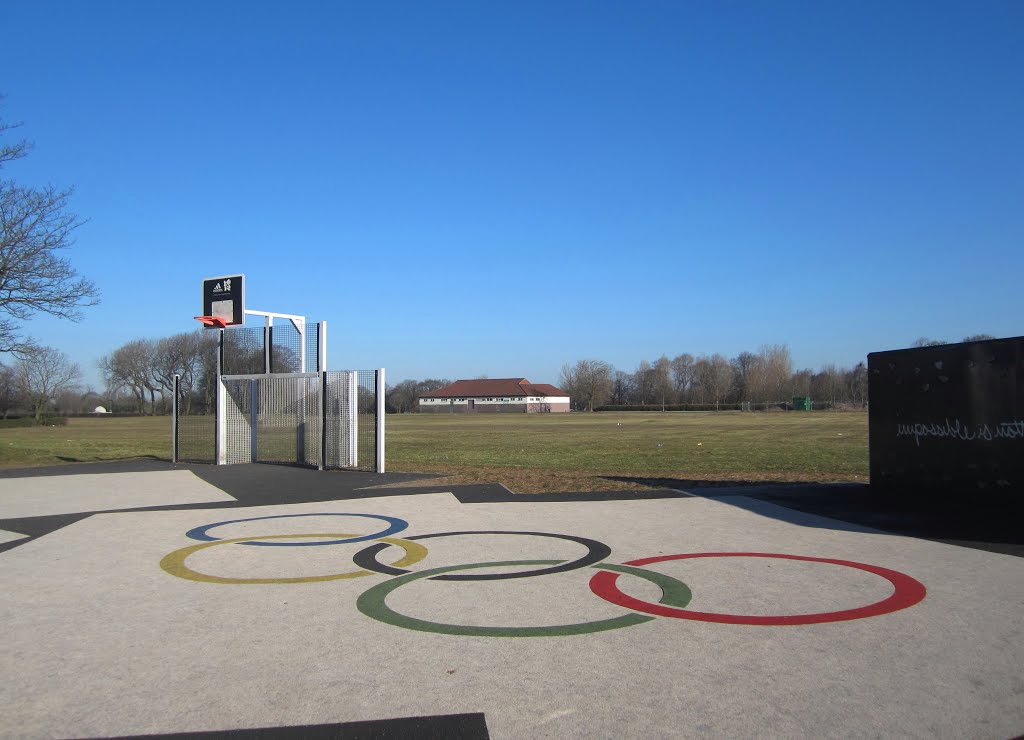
[319,371,328,470]
[376,368,386,473]
[264,325,272,374]
[216,330,226,464]
[171,374,180,463]
[250,378,259,464]
[346,371,358,468]
[318,321,328,372]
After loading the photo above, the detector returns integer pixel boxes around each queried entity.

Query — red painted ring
[589,552,926,625]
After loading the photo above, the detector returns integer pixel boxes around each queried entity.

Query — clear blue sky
[3,1,1021,389]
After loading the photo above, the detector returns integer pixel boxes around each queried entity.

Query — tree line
[558,334,997,412]
[384,334,999,414]
[100,331,219,415]
[0,331,220,420]
[98,329,300,415]
[7,329,1004,420]
[559,345,862,412]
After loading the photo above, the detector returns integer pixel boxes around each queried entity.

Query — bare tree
[790,368,813,397]
[610,370,632,405]
[153,331,208,414]
[0,362,19,417]
[912,337,946,347]
[846,362,868,407]
[560,359,613,411]
[386,379,419,413]
[811,364,844,407]
[745,344,792,406]
[731,351,759,401]
[0,104,99,356]
[652,355,673,410]
[14,346,80,422]
[962,334,995,342]
[100,339,158,414]
[632,360,655,405]
[670,353,694,403]
[693,354,733,409]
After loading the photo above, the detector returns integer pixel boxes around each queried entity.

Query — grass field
[0,412,868,493]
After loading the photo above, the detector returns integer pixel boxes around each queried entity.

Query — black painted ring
[351,530,612,581]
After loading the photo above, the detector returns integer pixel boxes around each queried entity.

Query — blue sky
[2,1,1021,389]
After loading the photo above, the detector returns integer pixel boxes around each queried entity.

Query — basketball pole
[215,327,226,465]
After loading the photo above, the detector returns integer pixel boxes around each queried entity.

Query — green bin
[792,396,812,411]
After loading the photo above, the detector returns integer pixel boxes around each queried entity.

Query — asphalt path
[0,461,1020,739]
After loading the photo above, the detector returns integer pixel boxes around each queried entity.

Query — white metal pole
[318,321,328,372]
[376,368,386,473]
[347,371,359,468]
[216,376,226,465]
[216,329,226,465]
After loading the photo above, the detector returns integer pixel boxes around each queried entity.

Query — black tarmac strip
[89,713,490,740]
[0,459,1020,558]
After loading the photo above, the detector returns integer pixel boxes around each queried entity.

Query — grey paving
[0,469,235,519]
[0,462,1021,739]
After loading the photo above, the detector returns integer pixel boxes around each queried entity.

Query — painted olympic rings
[161,534,428,584]
[185,513,408,547]
[589,553,928,625]
[356,560,692,637]
[351,531,611,581]
[161,512,928,636]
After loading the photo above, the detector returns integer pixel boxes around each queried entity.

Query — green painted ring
[356,559,692,637]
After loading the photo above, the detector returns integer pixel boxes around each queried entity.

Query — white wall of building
[419,396,570,406]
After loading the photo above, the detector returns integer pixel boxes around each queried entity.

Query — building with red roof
[418,378,570,413]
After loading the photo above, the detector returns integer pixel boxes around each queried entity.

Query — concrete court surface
[0,462,1021,739]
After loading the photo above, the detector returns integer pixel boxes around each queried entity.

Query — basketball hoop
[195,315,228,328]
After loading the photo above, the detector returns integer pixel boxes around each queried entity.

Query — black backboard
[202,274,245,326]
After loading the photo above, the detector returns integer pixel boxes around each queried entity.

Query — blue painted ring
[185,513,409,547]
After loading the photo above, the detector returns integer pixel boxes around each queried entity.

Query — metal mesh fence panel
[356,370,378,470]
[222,378,253,464]
[222,327,266,375]
[270,323,303,373]
[301,375,323,466]
[322,370,377,471]
[205,367,378,471]
[174,377,215,463]
[253,374,322,465]
[222,322,322,374]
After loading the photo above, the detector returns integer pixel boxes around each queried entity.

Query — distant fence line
[593,401,850,412]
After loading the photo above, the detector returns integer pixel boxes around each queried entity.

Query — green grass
[0,411,868,493]
[386,411,868,492]
[0,416,171,468]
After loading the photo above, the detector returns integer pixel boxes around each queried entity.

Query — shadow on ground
[0,460,1020,559]
[605,475,1024,558]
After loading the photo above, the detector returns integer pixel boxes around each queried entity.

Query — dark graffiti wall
[868,337,1024,494]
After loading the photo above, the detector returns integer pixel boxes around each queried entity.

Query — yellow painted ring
[160,533,428,585]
